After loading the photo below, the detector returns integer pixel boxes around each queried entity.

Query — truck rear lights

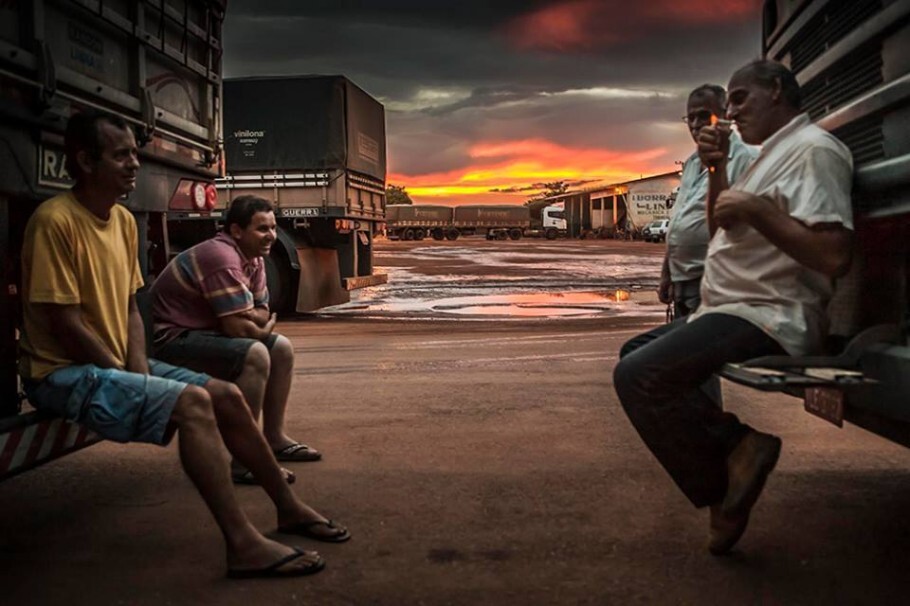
[192,182,207,210]
[205,184,218,210]
[169,179,218,212]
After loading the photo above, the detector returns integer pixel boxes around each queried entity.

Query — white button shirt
[689,114,854,355]
[667,132,758,282]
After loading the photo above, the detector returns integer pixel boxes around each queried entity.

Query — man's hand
[714,190,766,231]
[658,253,673,304]
[221,309,277,339]
[240,307,271,328]
[263,312,277,335]
[697,123,731,172]
[658,276,673,304]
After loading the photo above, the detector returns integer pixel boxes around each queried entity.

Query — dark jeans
[613,313,785,508]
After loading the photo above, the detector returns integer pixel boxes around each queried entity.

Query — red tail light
[205,184,218,210]
[169,179,218,212]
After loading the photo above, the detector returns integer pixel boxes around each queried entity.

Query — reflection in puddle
[322,245,664,320]
[434,291,630,317]
[323,289,656,319]
[442,305,600,317]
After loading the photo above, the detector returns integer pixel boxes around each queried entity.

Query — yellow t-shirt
[19,192,144,380]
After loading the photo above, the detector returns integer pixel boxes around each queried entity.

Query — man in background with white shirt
[659,84,757,318]
[613,60,854,556]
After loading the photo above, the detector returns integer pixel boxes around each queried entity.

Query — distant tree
[386,184,413,205]
[526,180,570,204]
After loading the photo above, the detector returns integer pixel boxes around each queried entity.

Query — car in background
[642,219,669,243]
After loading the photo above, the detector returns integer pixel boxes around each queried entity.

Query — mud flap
[293,246,350,312]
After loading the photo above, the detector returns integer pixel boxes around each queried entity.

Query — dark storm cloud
[223,0,761,96]
[221,1,764,195]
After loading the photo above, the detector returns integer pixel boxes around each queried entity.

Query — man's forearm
[50,309,122,369]
[125,305,149,374]
[748,205,853,278]
[246,306,271,327]
[706,170,730,238]
[221,314,274,339]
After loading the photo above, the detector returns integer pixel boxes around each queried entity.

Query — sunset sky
[224,1,764,205]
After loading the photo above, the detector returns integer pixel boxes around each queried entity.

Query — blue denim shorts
[24,360,211,446]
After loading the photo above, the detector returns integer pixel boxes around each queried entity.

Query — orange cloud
[504,0,758,52]
[388,138,672,205]
[503,0,614,52]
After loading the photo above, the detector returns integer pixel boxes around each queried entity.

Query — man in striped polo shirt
[152,196,322,485]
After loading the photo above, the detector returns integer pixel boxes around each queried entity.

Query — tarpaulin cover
[223,76,386,180]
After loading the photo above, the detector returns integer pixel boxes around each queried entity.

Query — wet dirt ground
[323,238,667,321]
[1,238,909,605]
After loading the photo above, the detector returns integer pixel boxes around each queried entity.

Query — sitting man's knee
[270,334,294,366]
[243,341,271,375]
[613,357,635,399]
[619,334,649,359]
[172,385,216,425]
[613,355,659,406]
[205,379,255,419]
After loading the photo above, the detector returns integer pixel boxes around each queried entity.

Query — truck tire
[445,228,460,241]
[545,228,557,240]
[402,228,415,241]
[414,228,426,240]
[508,228,522,240]
[264,248,297,314]
[495,230,508,241]
[432,228,445,240]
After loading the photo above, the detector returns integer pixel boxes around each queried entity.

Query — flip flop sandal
[227,547,325,579]
[277,519,351,543]
[273,442,322,462]
[232,467,296,486]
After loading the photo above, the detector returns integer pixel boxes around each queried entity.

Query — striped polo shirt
[151,232,269,345]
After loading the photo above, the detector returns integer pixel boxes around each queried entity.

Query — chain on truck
[720,0,910,447]
[0,0,230,479]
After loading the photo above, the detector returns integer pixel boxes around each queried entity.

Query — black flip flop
[227,547,325,579]
[273,442,322,462]
[278,519,351,543]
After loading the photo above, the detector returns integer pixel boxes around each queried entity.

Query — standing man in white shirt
[659,84,758,318]
[613,60,853,556]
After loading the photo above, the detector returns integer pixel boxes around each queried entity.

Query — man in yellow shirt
[19,111,349,579]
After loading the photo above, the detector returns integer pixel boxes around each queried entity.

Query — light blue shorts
[24,360,211,445]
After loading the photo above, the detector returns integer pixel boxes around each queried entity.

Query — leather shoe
[708,504,749,555]
[722,430,782,516]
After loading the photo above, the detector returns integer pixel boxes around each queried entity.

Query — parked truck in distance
[171,75,388,314]
[386,203,567,241]
[0,0,226,478]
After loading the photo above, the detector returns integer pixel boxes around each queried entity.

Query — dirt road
[1,240,908,604]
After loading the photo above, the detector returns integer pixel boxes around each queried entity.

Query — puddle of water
[441,305,601,317]
[322,289,655,319]
[322,246,665,320]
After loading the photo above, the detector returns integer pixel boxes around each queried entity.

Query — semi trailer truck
[0,0,226,478]
[176,75,388,313]
[720,0,910,447]
[386,203,567,241]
